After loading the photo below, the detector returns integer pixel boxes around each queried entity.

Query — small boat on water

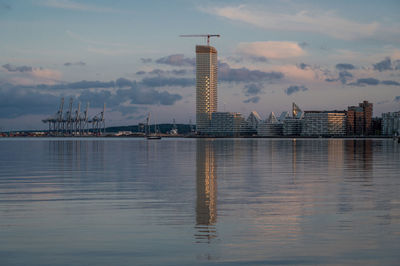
[147,135,161,140]
[146,112,162,140]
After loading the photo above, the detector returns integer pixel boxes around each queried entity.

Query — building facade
[196,45,218,134]
[246,111,262,131]
[258,112,284,137]
[347,101,373,135]
[382,111,400,136]
[301,111,346,136]
[207,112,251,137]
[283,118,302,136]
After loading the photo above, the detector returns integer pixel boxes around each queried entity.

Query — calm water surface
[0,138,399,265]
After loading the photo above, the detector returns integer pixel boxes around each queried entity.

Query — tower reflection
[195,139,217,243]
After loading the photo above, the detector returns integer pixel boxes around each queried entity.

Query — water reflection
[195,139,217,243]
[345,139,373,172]
[48,139,105,174]
[1,138,399,265]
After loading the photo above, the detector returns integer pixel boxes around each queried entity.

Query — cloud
[325,78,336,82]
[116,78,135,88]
[352,78,380,86]
[2,65,62,85]
[138,55,282,84]
[148,69,164,75]
[248,56,268,63]
[38,80,115,90]
[149,69,187,75]
[155,54,195,66]
[349,78,400,86]
[298,42,308,48]
[243,83,263,96]
[115,85,182,105]
[377,100,389,105]
[243,83,263,103]
[64,61,86,66]
[381,80,400,86]
[203,5,379,40]
[298,63,310,70]
[140,58,152,63]
[237,41,305,59]
[141,77,194,87]
[284,85,308,95]
[373,57,392,72]
[338,71,353,84]
[0,77,183,118]
[115,106,143,116]
[243,96,260,103]
[219,62,284,83]
[136,69,188,76]
[395,96,400,102]
[326,71,353,84]
[41,0,122,13]
[36,76,192,90]
[336,63,355,70]
[171,69,187,75]
[2,64,32,72]
[0,88,60,118]
[395,60,400,70]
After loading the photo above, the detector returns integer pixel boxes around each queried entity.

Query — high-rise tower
[196,45,218,133]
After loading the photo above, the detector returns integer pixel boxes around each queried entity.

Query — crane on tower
[180,34,220,46]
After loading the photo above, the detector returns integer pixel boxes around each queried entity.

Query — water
[0,138,399,265]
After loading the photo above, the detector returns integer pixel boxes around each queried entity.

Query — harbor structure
[42,97,105,136]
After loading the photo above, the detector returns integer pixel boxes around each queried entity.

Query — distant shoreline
[0,135,394,139]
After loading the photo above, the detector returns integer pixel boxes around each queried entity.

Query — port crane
[180,34,220,46]
[42,98,105,136]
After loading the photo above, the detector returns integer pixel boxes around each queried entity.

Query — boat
[147,135,161,140]
[146,112,162,140]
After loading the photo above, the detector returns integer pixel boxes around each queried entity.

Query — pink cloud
[237,41,305,59]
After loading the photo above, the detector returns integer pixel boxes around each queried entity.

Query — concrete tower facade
[196,45,218,133]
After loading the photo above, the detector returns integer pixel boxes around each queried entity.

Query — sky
[0,0,400,131]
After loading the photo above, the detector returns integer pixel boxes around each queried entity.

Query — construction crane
[180,34,220,46]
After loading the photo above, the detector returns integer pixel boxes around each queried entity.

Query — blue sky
[0,0,399,130]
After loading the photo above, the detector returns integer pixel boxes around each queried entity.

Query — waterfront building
[196,45,218,134]
[283,118,302,136]
[258,112,284,137]
[283,102,303,136]
[207,112,251,137]
[301,111,346,136]
[246,111,262,131]
[278,111,289,122]
[292,102,303,119]
[347,101,373,135]
[382,111,400,136]
[372,117,382,135]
